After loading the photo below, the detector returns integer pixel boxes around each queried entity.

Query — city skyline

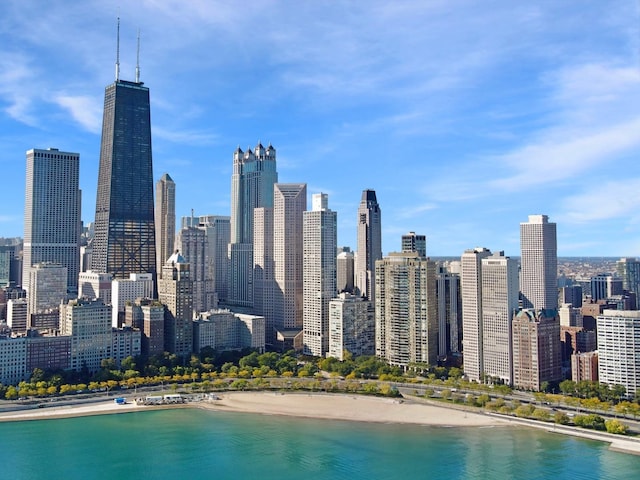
[1,2,639,256]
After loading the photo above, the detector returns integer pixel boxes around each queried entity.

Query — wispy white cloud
[153,126,218,145]
[559,179,640,224]
[53,95,102,133]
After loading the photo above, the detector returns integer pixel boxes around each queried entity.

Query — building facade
[355,189,382,302]
[597,310,640,398]
[401,232,426,258]
[23,148,80,295]
[375,252,437,367]
[303,193,337,357]
[92,76,156,281]
[328,293,374,360]
[155,173,176,278]
[520,215,557,311]
[158,252,193,358]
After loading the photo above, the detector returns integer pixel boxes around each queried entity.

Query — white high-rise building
[461,247,491,382]
[520,215,557,311]
[253,207,275,343]
[480,252,519,385]
[375,252,437,367]
[303,193,337,356]
[401,232,426,258]
[328,292,374,360]
[78,271,113,305]
[228,143,278,307]
[112,273,154,328]
[27,262,67,317]
[177,226,208,314]
[199,215,230,304]
[274,183,306,331]
[158,251,193,358]
[155,173,176,278]
[23,148,81,295]
[597,310,640,398]
[355,189,382,302]
[60,299,112,373]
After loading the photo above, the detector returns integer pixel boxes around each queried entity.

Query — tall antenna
[115,16,121,81]
[135,28,140,83]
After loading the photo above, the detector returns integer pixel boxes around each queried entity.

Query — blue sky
[1,1,639,257]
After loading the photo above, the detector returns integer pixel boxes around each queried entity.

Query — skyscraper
[401,232,426,258]
[375,252,438,367]
[616,258,640,309]
[253,207,275,342]
[355,189,382,302]
[273,183,306,331]
[520,215,557,311]
[461,247,491,382]
[303,193,337,356]
[228,143,278,307]
[92,28,156,282]
[158,251,193,358]
[155,173,176,277]
[177,225,207,314]
[23,148,81,295]
[480,251,519,385]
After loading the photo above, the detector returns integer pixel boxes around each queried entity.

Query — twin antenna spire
[115,16,142,83]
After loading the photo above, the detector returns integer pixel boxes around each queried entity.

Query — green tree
[559,379,576,396]
[120,356,136,372]
[554,411,570,425]
[5,385,18,400]
[604,419,628,435]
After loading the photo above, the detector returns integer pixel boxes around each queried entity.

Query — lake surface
[2,408,639,479]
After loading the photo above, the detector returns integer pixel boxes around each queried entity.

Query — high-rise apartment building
[253,207,275,343]
[597,310,640,398]
[23,148,80,295]
[520,215,557,310]
[78,272,113,305]
[375,252,438,367]
[228,143,278,307]
[177,226,208,314]
[355,189,382,302]
[512,309,562,391]
[273,183,306,332]
[436,265,462,359]
[92,40,156,281]
[111,273,154,328]
[480,252,519,385]
[328,292,374,360]
[155,173,176,278]
[303,193,337,356]
[158,251,193,358]
[461,247,491,382]
[617,258,640,309]
[401,232,426,258]
[199,215,230,304]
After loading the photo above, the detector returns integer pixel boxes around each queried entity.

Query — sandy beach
[0,392,504,427]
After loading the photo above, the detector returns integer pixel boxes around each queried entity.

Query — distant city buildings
[355,189,382,302]
[155,173,176,278]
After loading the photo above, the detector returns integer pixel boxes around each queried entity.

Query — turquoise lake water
[1,408,638,479]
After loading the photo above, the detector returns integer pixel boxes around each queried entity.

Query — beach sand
[0,392,504,427]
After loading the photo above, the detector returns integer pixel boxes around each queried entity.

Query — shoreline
[1,391,639,456]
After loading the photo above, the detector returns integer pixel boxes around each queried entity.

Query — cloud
[153,126,218,145]
[53,95,102,133]
[559,179,640,224]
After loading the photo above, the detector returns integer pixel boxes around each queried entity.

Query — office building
[199,215,230,305]
[597,310,640,398]
[92,33,156,281]
[480,252,519,385]
[177,225,208,314]
[355,189,382,302]
[273,183,307,332]
[512,309,562,391]
[303,193,337,356]
[27,263,67,317]
[78,271,113,304]
[23,148,80,295]
[328,292,374,360]
[336,249,354,294]
[158,251,193,358]
[60,299,112,373]
[520,215,557,311]
[155,173,176,278]
[7,298,28,334]
[559,285,583,308]
[375,252,437,367]
[111,273,154,328]
[401,232,426,258]
[590,274,623,302]
[126,298,165,356]
[253,207,275,343]
[228,143,278,307]
[460,247,491,382]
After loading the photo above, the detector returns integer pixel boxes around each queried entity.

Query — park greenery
[1,349,638,436]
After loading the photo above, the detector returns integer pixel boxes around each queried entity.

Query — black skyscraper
[92,24,156,281]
